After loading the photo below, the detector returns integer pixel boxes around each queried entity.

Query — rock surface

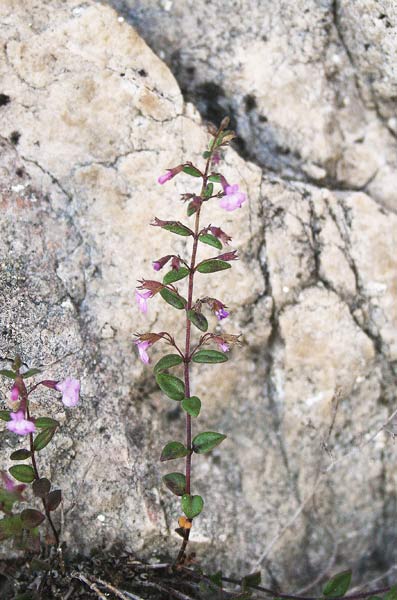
[0,0,397,588]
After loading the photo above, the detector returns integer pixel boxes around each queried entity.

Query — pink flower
[158,171,173,185]
[10,384,19,402]
[1,471,26,497]
[220,184,246,212]
[215,308,229,321]
[218,342,230,352]
[135,340,151,364]
[55,378,80,407]
[135,289,153,314]
[7,410,36,436]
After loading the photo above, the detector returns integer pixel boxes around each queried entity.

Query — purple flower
[218,342,230,352]
[55,378,80,407]
[10,384,19,402]
[7,410,36,436]
[215,308,229,321]
[135,340,151,364]
[158,171,173,185]
[135,289,153,314]
[220,184,246,212]
[1,471,26,496]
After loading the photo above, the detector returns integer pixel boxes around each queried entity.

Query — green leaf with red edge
[0,369,16,379]
[198,233,222,250]
[153,354,183,375]
[187,202,197,217]
[192,431,227,454]
[0,515,23,540]
[33,428,56,451]
[10,449,31,461]
[196,259,231,274]
[20,509,45,529]
[9,465,35,483]
[323,570,352,597]
[160,288,187,310]
[46,489,62,511]
[159,221,193,236]
[22,368,42,379]
[156,373,185,401]
[187,310,208,332]
[181,493,204,519]
[160,441,188,462]
[163,267,190,285]
[183,165,202,177]
[34,417,59,429]
[32,478,51,498]
[181,396,201,417]
[162,472,186,496]
[0,410,11,422]
[192,349,228,364]
[208,174,221,183]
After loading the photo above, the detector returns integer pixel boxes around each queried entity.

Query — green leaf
[208,174,221,183]
[242,572,262,590]
[181,396,201,418]
[20,509,45,529]
[22,368,42,379]
[160,288,187,310]
[0,488,22,512]
[154,354,183,375]
[192,349,228,364]
[161,222,193,236]
[187,201,198,217]
[181,494,204,519]
[0,515,23,541]
[33,428,56,451]
[34,417,59,429]
[385,589,397,600]
[160,442,188,462]
[209,571,223,588]
[0,369,16,379]
[32,478,51,498]
[202,151,211,159]
[323,570,352,597]
[156,373,185,401]
[198,233,222,250]
[192,431,227,454]
[196,259,231,274]
[163,267,190,285]
[183,165,202,177]
[0,410,11,422]
[9,465,35,483]
[162,472,186,496]
[187,309,208,332]
[204,183,214,198]
[46,489,62,511]
[10,449,31,461]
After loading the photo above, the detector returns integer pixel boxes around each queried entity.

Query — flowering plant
[134,117,245,563]
[0,356,79,552]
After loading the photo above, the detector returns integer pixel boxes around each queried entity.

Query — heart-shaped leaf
[192,431,226,454]
[181,396,201,418]
[162,472,186,496]
[20,509,45,529]
[187,310,208,332]
[154,354,183,375]
[160,288,187,310]
[156,373,185,401]
[196,259,231,274]
[9,465,35,483]
[163,268,190,285]
[32,478,51,498]
[192,350,228,364]
[46,489,62,511]
[10,449,31,461]
[323,570,352,597]
[181,494,204,519]
[160,442,188,462]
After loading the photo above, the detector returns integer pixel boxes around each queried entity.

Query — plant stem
[19,376,60,547]
[176,126,224,564]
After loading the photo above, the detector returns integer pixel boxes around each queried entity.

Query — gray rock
[1,0,397,588]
